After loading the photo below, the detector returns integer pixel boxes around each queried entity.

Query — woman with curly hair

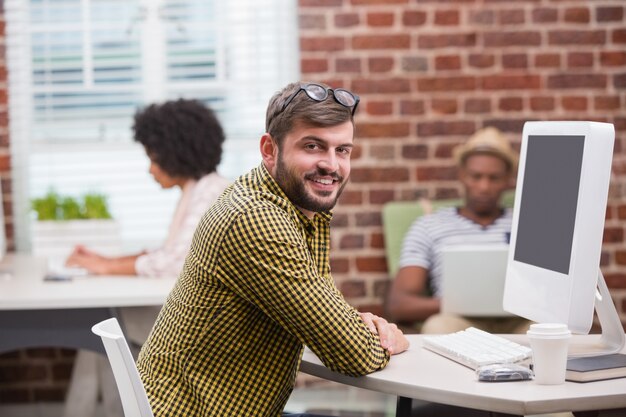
[66,98,230,277]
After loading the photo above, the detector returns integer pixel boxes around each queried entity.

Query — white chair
[91,318,154,417]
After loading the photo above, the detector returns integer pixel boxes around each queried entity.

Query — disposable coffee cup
[527,323,571,385]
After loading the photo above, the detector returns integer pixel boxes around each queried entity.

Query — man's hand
[359,312,409,355]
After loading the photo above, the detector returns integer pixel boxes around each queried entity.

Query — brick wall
[1,0,626,405]
[298,0,626,320]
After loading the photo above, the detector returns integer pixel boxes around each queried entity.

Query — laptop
[440,244,512,317]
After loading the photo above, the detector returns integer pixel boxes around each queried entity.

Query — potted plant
[30,190,121,264]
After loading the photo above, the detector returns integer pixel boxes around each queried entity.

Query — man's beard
[275,154,348,214]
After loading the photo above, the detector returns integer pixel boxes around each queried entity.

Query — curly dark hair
[133,99,225,179]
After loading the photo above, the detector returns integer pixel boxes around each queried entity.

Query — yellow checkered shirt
[137,164,390,417]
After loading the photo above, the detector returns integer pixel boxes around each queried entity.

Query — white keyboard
[422,327,532,370]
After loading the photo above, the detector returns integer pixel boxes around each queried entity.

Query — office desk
[0,254,173,354]
[300,334,626,417]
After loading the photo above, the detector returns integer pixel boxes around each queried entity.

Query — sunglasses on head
[280,83,360,116]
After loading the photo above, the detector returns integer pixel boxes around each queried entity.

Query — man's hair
[265,81,355,147]
[133,98,225,179]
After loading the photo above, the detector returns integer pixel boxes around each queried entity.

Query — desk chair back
[382,191,515,278]
[91,318,154,417]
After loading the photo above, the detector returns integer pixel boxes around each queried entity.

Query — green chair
[382,190,515,278]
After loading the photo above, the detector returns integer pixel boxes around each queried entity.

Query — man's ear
[260,133,278,170]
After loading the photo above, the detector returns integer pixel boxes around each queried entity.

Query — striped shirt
[137,164,390,417]
[399,207,512,297]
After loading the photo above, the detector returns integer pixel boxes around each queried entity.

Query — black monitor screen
[514,135,585,274]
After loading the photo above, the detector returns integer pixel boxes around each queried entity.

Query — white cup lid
[527,323,571,337]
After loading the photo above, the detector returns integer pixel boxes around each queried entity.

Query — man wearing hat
[386,127,529,334]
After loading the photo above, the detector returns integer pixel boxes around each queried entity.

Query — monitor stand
[569,271,625,357]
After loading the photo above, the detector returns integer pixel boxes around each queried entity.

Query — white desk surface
[300,334,626,415]
[0,253,174,310]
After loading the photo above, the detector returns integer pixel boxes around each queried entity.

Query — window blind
[6,0,299,251]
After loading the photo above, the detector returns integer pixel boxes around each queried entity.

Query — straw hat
[453,127,518,171]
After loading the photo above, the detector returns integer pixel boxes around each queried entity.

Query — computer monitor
[503,121,624,357]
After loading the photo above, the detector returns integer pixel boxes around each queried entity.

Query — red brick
[618,204,626,220]
[417,121,476,137]
[615,250,626,266]
[336,58,361,73]
[340,234,365,249]
[483,118,526,133]
[561,96,588,111]
[614,29,626,43]
[616,74,626,89]
[301,58,329,74]
[350,167,409,183]
[499,9,525,25]
[337,190,363,205]
[567,52,594,68]
[484,31,541,47]
[352,78,411,94]
[368,57,394,73]
[330,258,349,273]
[300,36,345,52]
[469,53,495,68]
[357,122,409,138]
[401,56,428,72]
[482,75,540,90]
[469,10,495,25]
[434,10,460,26]
[549,74,607,89]
[330,213,348,228]
[594,96,620,111]
[535,53,560,68]
[606,273,626,289]
[418,33,476,49]
[465,98,491,114]
[601,51,626,67]
[353,34,411,50]
[334,12,360,28]
[0,155,10,171]
[371,232,385,250]
[530,96,555,111]
[597,6,624,22]
[435,55,461,71]
[432,98,458,114]
[356,256,387,273]
[365,100,393,115]
[502,53,528,69]
[354,211,381,227]
[532,8,557,23]
[603,227,624,243]
[33,387,66,402]
[340,280,366,298]
[299,14,326,30]
[369,145,395,160]
[400,100,425,115]
[549,30,606,46]
[499,97,523,112]
[369,189,394,204]
[351,0,408,4]
[417,76,476,92]
[373,279,390,297]
[564,7,590,23]
[402,144,428,159]
[0,364,47,383]
[355,303,385,317]
[367,12,394,27]
[403,10,426,26]
[416,166,457,181]
[435,143,457,159]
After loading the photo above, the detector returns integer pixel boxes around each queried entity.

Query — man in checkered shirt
[137,82,409,417]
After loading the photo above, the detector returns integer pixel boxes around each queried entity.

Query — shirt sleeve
[217,206,390,377]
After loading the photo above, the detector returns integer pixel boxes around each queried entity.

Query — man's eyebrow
[298,136,354,148]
